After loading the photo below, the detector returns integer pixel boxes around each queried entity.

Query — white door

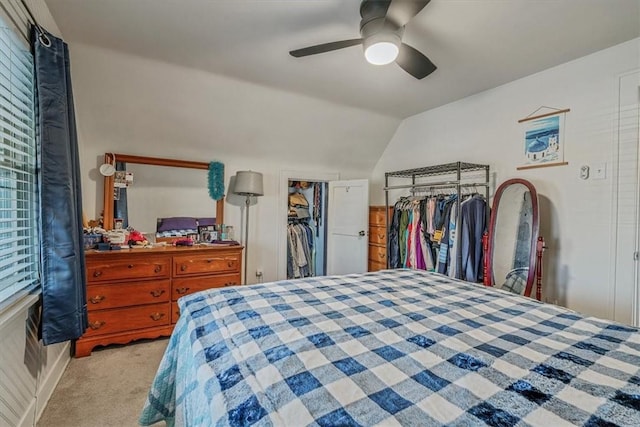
[613,70,640,325]
[327,179,369,275]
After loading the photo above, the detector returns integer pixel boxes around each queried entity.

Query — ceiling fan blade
[396,43,436,79]
[289,39,363,58]
[386,0,431,27]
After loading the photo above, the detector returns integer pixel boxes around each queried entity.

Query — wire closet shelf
[383,161,491,270]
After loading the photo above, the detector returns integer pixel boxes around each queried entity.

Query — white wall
[67,26,639,318]
[371,38,640,321]
[70,43,399,284]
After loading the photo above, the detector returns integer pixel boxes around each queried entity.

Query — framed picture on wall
[517,107,570,170]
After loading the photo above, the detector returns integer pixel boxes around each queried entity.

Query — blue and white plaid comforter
[140,269,640,426]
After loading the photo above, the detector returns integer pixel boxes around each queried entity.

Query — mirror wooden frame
[102,153,224,230]
[486,178,539,298]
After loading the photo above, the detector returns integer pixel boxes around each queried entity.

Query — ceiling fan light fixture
[363,33,400,65]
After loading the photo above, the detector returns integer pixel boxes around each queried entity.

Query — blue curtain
[34,28,87,345]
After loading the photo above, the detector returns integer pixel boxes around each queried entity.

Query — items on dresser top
[76,245,243,357]
[155,216,235,244]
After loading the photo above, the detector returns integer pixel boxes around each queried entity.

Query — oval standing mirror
[486,178,541,299]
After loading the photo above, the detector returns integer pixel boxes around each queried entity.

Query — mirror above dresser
[101,153,224,235]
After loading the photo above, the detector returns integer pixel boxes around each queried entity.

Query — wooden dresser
[76,245,243,357]
[368,206,391,272]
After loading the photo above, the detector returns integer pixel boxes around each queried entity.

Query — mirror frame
[486,178,539,298]
[102,153,224,230]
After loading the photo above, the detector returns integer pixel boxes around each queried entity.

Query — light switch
[580,165,589,180]
[592,163,606,180]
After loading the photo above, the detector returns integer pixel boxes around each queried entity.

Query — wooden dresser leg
[73,340,93,358]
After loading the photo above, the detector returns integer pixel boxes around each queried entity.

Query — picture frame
[517,108,570,170]
[198,225,214,242]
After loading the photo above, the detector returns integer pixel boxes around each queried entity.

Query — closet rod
[383,182,489,191]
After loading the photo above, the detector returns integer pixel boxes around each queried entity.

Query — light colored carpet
[38,338,168,427]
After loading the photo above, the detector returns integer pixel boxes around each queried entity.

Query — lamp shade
[234,171,264,196]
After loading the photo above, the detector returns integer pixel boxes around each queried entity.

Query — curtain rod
[19,0,50,46]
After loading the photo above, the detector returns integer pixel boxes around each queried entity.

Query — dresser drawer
[369,207,391,227]
[174,253,241,276]
[369,226,387,246]
[368,259,387,272]
[368,244,387,263]
[172,274,241,300]
[87,257,170,283]
[86,280,170,311]
[84,302,171,338]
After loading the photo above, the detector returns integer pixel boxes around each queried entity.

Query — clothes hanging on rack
[436,196,457,276]
[459,194,488,282]
[287,221,315,279]
[433,194,456,276]
[389,193,487,281]
[313,183,322,236]
[384,162,491,283]
[287,189,314,279]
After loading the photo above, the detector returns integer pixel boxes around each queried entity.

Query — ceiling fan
[289,0,436,80]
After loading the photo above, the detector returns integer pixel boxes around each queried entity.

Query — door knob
[358,230,365,236]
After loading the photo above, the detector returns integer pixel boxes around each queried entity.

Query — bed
[139,269,640,426]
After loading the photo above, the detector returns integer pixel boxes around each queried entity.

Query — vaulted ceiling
[45,0,639,119]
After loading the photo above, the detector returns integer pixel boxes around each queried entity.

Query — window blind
[0,19,38,305]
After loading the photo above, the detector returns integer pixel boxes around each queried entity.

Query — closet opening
[287,180,329,279]
[278,171,369,280]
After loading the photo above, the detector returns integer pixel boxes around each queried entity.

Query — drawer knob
[128,264,134,269]
[206,259,213,263]
[176,287,190,295]
[150,312,165,321]
[180,265,187,272]
[150,289,165,298]
[378,234,385,239]
[89,295,105,304]
[154,265,162,273]
[88,320,105,330]
[227,261,234,268]
[379,253,385,259]
[224,282,236,287]
[93,271,102,278]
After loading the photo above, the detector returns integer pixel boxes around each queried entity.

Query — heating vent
[0,298,69,427]
[0,302,39,427]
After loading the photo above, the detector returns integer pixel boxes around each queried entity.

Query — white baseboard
[16,398,36,427]
[35,341,71,424]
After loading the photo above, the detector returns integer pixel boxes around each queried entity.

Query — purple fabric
[157,217,198,232]
[415,222,426,270]
[157,217,216,232]
[197,217,216,227]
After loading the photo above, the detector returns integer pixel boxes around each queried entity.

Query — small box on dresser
[76,245,242,357]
